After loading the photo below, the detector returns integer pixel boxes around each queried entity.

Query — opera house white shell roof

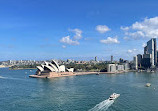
[37,60,74,73]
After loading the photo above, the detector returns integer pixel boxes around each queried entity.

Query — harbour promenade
[29,71,126,78]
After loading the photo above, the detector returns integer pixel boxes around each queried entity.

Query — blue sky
[1,0,158,61]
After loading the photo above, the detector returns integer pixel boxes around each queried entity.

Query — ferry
[108,93,120,101]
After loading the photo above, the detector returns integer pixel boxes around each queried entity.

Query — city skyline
[1,0,158,60]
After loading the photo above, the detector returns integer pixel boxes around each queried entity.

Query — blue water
[1,68,158,111]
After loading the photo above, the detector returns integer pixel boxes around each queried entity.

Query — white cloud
[127,49,133,53]
[96,25,110,33]
[122,17,158,39]
[100,37,120,44]
[62,45,66,48]
[123,37,130,40]
[127,49,138,54]
[120,26,129,31]
[69,28,82,40]
[60,36,79,45]
[60,28,83,46]
[125,31,145,39]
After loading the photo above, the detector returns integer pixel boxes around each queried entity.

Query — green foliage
[10,64,40,69]
[65,63,107,72]
[9,63,107,72]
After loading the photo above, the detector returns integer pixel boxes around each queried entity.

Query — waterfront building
[157,50,158,63]
[133,56,138,70]
[137,54,142,67]
[141,54,152,68]
[121,63,130,70]
[36,60,74,77]
[67,68,74,72]
[144,46,148,54]
[146,38,157,67]
[107,63,129,72]
[116,64,124,71]
[107,64,117,72]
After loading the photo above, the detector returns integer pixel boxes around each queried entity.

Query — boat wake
[89,99,114,111]
[0,76,6,79]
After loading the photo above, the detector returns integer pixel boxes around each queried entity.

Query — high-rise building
[141,54,152,68]
[137,54,142,67]
[111,55,113,63]
[133,56,138,70]
[146,38,157,67]
[154,38,157,65]
[144,46,148,54]
[157,50,158,63]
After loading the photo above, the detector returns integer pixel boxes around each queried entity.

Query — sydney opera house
[29,60,74,78]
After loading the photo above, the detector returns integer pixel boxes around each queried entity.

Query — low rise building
[107,64,117,72]
[116,64,124,71]
[107,63,129,73]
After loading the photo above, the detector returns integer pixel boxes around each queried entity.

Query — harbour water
[1,68,158,111]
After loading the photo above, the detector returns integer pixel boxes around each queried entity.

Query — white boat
[146,83,151,87]
[108,93,120,101]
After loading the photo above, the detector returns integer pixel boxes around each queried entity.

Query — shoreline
[29,71,127,78]
[9,68,36,70]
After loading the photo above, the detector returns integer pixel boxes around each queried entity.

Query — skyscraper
[137,54,142,67]
[133,56,138,70]
[146,38,157,67]
[111,55,113,63]
[154,38,157,65]
[142,54,152,68]
[144,46,148,54]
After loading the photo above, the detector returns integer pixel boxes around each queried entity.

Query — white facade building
[107,63,130,72]
[116,65,124,71]
[107,64,117,72]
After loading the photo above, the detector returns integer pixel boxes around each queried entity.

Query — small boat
[96,73,99,75]
[146,83,151,87]
[108,93,120,101]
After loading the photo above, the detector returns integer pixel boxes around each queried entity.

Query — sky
[1,0,158,61]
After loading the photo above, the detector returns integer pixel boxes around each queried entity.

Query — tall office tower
[137,54,142,67]
[111,55,113,63]
[157,50,158,63]
[146,38,157,67]
[153,38,157,65]
[133,56,138,70]
[144,46,148,54]
[142,54,152,68]
[95,56,97,61]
